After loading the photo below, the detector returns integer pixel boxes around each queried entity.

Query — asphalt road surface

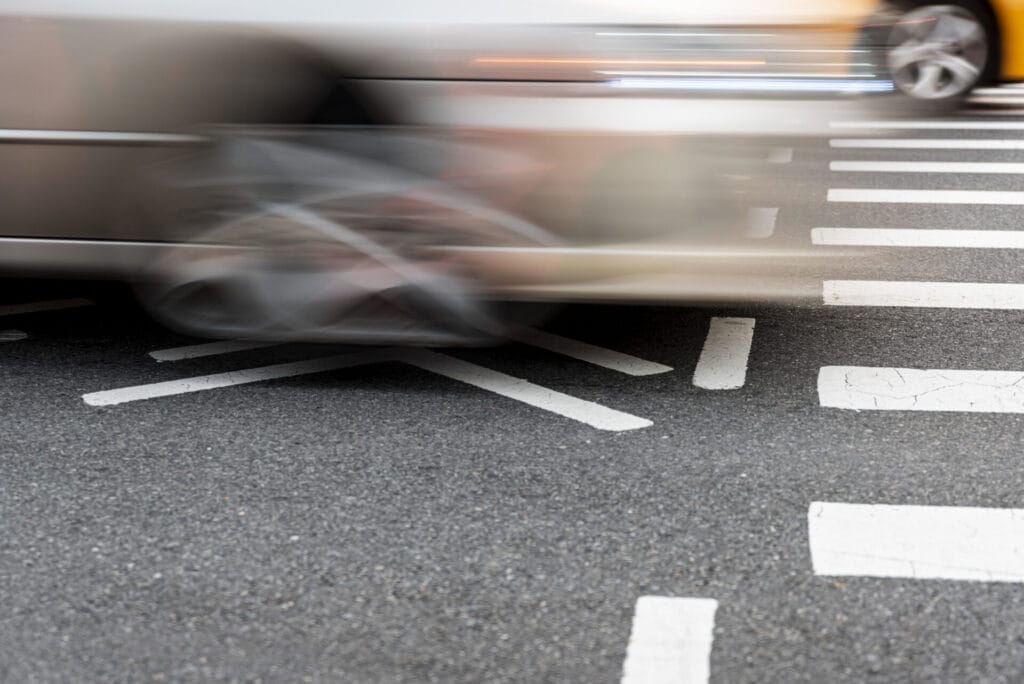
[5,87,1024,683]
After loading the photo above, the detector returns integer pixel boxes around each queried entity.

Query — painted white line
[830,160,1024,174]
[83,350,393,406]
[0,330,27,342]
[830,138,1024,150]
[818,365,1024,413]
[86,347,652,430]
[823,280,1024,309]
[150,339,280,362]
[402,349,652,431]
[746,208,779,238]
[621,596,718,684]
[693,317,755,390]
[514,329,672,376]
[831,119,1024,130]
[809,501,1024,582]
[966,84,1024,96]
[812,227,1024,249]
[767,146,793,164]
[829,188,1024,205]
[0,297,93,317]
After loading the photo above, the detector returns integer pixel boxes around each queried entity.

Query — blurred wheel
[880,2,995,106]
[137,133,559,345]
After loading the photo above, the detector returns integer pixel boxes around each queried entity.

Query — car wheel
[881,1,995,106]
[136,132,559,345]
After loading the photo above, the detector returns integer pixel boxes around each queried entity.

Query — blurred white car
[0,1,876,343]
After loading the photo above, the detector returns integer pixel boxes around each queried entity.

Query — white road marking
[830,160,1024,174]
[823,280,1024,309]
[513,329,672,376]
[746,208,779,238]
[818,366,1024,413]
[0,297,93,317]
[693,317,755,390]
[150,339,280,362]
[767,147,793,164]
[621,596,718,684]
[812,227,1024,249]
[830,138,1024,150]
[86,348,651,430]
[0,330,27,342]
[809,501,1024,582]
[831,119,1024,130]
[83,350,393,406]
[973,84,1024,96]
[401,349,652,431]
[829,189,1024,204]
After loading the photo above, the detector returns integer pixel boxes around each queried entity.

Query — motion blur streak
[0,2,898,346]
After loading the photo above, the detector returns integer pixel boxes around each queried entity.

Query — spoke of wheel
[889,43,928,71]
[936,53,980,87]
[911,61,945,97]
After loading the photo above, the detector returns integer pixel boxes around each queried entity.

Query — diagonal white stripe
[514,329,672,376]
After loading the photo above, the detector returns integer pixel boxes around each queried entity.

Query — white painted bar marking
[831,119,1024,130]
[831,160,1024,174]
[83,351,392,406]
[0,298,93,317]
[150,339,280,362]
[767,147,793,163]
[829,189,1024,205]
[0,330,27,342]
[809,501,1024,581]
[746,208,779,238]
[621,596,718,684]
[812,228,1024,249]
[693,317,755,390]
[819,365,1024,413]
[514,329,672,376]
[830,138,1024,150]
[824,280,1024,309]
[402,349,651,431]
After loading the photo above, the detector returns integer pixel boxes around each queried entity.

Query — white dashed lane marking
[87,348,652,431]
[692,317,755,390]
[620,596,718,684]
[828,189,1024,205]
[512,329,672,376]
[830,138,1024,150]
[818,366,1024,413]
[0,298,93,317]
[0,330,27,342]
[830,160,1024,174]
[746,207,779,238]
[823,280,1024,309]
[809,502,1024,582]
[150,339,280,362]
[767,146,793,164]
[813,228,1024,249]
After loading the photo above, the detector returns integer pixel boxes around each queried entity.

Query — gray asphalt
[5,93,1024,683]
